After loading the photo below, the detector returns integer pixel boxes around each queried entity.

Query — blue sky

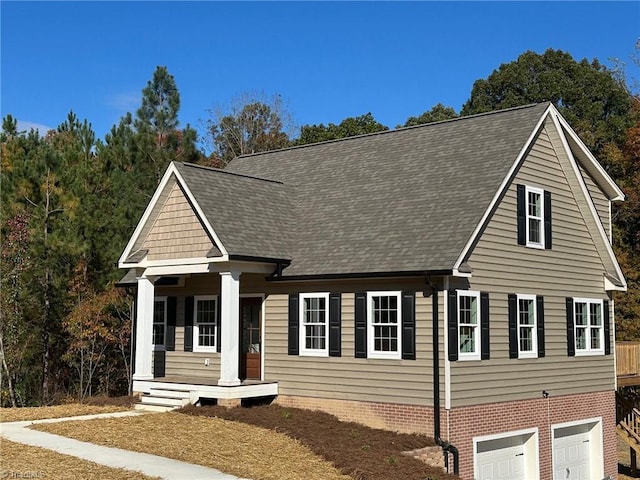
[2,1,638,150]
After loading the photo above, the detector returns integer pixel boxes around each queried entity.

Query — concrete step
[134,403,176,413]
[148,388,191,400]
[141,395,187,408]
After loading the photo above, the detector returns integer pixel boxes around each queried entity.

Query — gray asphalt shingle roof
[174,163,293,261]
[180,103,550,277]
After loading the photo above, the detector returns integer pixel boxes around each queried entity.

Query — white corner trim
[453,104,554,271]
[172,166,229,257]
[553,107,625,201]
[549,112,627,291]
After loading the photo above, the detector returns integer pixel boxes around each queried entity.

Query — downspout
[428,278,459,475]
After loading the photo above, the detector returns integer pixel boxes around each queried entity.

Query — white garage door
[553,424,591,480]
[476,435,525,480]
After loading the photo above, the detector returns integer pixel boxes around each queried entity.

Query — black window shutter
[517,184,526,246]
[184,296,194,352]
[216,291,222,353]
[566,297,575,357]
[153,350,166,378]
[288,293,299,355]
[544,190,552,249]
[536,296,545,358]
[165,296,177,351]
[480,292,490,360]
[447,290,458,362]
[604,300,611,355]
[329,293,342,357]
[354,292,367,358]
[508,294,518,359]
[401,291,416,360]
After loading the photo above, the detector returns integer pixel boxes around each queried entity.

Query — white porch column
[133,275,155,381]
[218,270,241,386]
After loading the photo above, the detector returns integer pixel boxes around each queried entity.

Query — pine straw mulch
[1,438,158,480]
[180,404,459,480]
[0,404,131,423]
[31,411,351,480]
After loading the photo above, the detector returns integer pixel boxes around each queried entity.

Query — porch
[134,376,278,411]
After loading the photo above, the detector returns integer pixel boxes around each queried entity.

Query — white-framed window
[194,295,217,352]
[299,292,329,357]
[152,296,167,350]
[458,290,480,360]
[517,294,537,358]
[526,185,545,248]
[574,298,604,355]
[367,291,402,359]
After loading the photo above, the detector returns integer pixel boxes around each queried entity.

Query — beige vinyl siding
[452,123,614,408]
[154,289,221,379]
[578,162,611,240]
[157,275,444,403]
[262,277,444,407]
[142,183,214,261]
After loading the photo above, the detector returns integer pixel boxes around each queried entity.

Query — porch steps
[136,386,193,412]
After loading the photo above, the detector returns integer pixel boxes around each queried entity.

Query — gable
[140,182,217,261]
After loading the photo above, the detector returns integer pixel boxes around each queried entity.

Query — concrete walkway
[1,411,248,480]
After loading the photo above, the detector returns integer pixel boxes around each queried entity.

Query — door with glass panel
[240,297,262,380]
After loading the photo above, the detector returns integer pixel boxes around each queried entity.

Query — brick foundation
[276,390,617,480]
[446,390,617,480]
[275,395,436,435]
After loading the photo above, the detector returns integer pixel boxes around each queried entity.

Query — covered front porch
[129,259,281,409]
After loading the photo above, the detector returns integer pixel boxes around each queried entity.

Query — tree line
[1,48,638,406]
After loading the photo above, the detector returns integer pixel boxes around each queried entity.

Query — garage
[474,429,538,480]
[552,420,602,480]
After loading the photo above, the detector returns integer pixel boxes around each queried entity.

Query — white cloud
[106,92,139,113]
[16,120,54,136]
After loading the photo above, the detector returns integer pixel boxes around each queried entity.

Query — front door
[240,297,262,380]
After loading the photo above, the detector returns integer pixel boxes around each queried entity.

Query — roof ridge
[175,161,284,185]
[232,102,550,160]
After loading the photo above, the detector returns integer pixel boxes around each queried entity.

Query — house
[118,103,626,480]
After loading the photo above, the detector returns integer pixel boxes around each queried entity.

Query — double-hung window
[526,186,544,248]
[574,298,604,355]
[299,293,329,356]
[367,291,401,359]
[194,295,217,352]
[517,294,537,358]
[152,297,167,350]
[517,184,551,249]
[458,290,481,360]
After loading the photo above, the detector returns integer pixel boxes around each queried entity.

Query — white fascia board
[549,111,627,291]
[172,166,228,257]
[118,164,179,267]
[452,267,472,278]
[453,104,554,271]
[144,263,211,276]
[553,107,625,201]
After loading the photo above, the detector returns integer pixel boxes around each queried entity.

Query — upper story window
[367,291,402,359]
[458,290,481,360]
[299,293,329,356]
[526,186,544,248]
[574,298,604,355]
[517,184,552,250]
[153,297,167,350]
[517,294,537,358]
[194,295,217,352]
